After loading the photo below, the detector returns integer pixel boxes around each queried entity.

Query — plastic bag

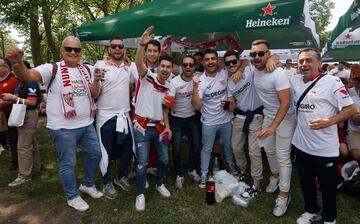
[214,170,249,202]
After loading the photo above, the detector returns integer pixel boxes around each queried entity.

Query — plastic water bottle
[213,157,220,174]
[206,176,215,205]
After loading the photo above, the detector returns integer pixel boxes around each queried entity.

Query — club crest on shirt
[28,88,37,93]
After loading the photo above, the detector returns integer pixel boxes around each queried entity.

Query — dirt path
[0,192,79,224]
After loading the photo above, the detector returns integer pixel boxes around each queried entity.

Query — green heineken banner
[74,0,319,50]
[322,0,360,61]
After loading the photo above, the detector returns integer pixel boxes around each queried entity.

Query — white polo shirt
[348,88,360,132]
[291,74,354,157]
[198,70,233,125]
[169,74,196,118]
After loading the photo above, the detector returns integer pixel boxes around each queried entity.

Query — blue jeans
[170,114,200,176]
[201,121,234,174]
[49,124,102,200]
[100,116,133,184]
[134,127,168,196]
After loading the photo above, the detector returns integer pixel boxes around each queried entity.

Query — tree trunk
[42,0,60,62]
[29,1,42,66]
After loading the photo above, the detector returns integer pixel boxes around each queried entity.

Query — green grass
[1,118,360,224]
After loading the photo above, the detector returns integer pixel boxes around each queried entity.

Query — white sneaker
[324,220,336,224]
[156,184,171,197]
[199,173,207,188]
[145,180,149,189]
[188,170,201,182]
[266,176,279,193]
[67,196,89,212]
[273,195,291,217]
[175,175,184,189]
[296,212,322,224]
[8,176,31,187]
[135,194,145,212]
[79,184,103,199]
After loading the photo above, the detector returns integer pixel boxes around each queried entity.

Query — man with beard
[93,37,138,199]
[251,39,296,217]
[169,55,201,188]
[133,26,173,212]
[292,48,356,224]
[192,49,236,188]
[6,36,103,211]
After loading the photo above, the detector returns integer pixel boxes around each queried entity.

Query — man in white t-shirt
[223,50,264,207]
[291,48,356,224]
[6,36,103,211]
[192,48,236,188]
[169,55,201,188]
[329,61,350,80]
[133,26,173,212]
[347,75,360,161]
[93,37,138,199]
[251,39,296,217]
[284,59,297,77]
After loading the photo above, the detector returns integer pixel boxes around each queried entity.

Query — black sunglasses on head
[224,59,238,66]
[249,51,269,57]
[64,47,82,53]
[110,44,125,49]
[182,63,195,68]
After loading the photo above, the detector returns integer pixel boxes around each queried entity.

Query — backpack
[47,63,91,93]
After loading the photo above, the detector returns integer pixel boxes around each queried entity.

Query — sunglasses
[224,59,238,66]
[182,63,195,68]
[64,47,82,53]
[249,51,269,57]
[110,44,125,49]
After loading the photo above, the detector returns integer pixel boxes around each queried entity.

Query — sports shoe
[67,196,89,212]
[273,195,291,217]
[324,220,336,224]
[135,194,145,212]
[79,184,103,199]
[188,170,201,182]
[175,175,184,189]
[8,176,31,187]
[232,185,261,207]
[156,184,171,197]
[145,179,149,189]
[227,163,238,176]
[296,212,322,224]
[114,176,132,192]
[236,171,249,181]
[103,183,118,200]
[199,173,207,188]
[266,176,280,193]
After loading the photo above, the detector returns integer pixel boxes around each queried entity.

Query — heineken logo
[246,3,291,28]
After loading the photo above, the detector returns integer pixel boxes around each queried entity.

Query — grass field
[0,118,360,224]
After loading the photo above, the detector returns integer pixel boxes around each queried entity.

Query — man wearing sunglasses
[192,48,236,188]
[6,36,104,212]
[284,59,297,77]
[93,37,138,199]
[251,39,296,217]
[291,48,356,224]
[168,55,201,188]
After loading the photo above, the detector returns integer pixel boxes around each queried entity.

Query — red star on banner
[262,3,276,16]
[345,33,352,39]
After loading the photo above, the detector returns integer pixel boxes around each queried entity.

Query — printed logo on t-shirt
[204,88,226,98]
[232,82,250,97]
[28,88,37,93]
[72,80,88,97]
[335,87,350,99]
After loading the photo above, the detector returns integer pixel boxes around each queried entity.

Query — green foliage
[308,0,335,47]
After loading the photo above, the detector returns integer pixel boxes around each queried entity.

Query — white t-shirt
[348,88,360,132]
[254,67,294,115]
[35,62,94,130]
[94,60,137,114]
[228,66,262,120]
[169,74,196,118]
[198,70,233,125]
[134,71,170,121]
[291,75,354,157]
[284,67,297,77]
[329,68,350,79]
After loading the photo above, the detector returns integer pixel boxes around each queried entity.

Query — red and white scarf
[59,61,96,118]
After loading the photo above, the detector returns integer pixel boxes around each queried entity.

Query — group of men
[5,25,359,224]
